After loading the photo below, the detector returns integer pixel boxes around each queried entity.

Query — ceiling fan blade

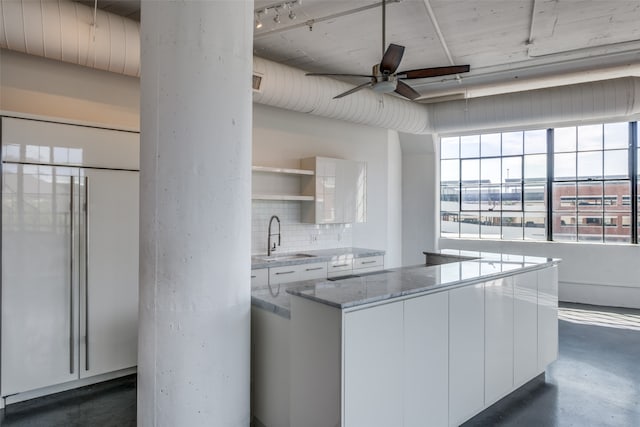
[333,81,373,99]
[306,73,375,78]
[394,80,421,100]
[380,43,405,74]
[398,65,471,79]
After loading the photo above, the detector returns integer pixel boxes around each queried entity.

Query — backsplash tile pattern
[252,200,352,255]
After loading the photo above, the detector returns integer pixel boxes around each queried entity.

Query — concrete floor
[1,303,639,426]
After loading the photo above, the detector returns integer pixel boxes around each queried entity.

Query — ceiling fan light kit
[305,0,471,101]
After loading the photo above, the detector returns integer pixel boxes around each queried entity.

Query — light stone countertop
[251,247,385,270]
[252,250,560,319]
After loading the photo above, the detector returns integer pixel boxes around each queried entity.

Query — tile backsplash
[252,200,352,255]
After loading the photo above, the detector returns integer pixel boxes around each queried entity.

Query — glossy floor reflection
[0,375,135,427]
[1,303,638,427]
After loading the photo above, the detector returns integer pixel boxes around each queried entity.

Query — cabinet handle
[251,275,257,279]
[332,264,350,268]
[84,176,89,372]
[69,176,75,375]
[305,267,323,271]
[361,260,377,265]
[275,271,295,275]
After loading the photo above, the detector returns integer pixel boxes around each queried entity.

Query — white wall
[399,133,438,266]
[253,104,402,267]
[386,130,403,268]
[0,50,139,130]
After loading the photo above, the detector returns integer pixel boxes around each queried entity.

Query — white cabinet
[449,283,485,427]
[81,169,139,378]
[297,262,328,281]
[269,262,327,285]
[300,157,366,224]
[484,277,514,406]
[1,165,80,395]
[1,117,139,399]
[259,265,559,427]
[353,255,384,274]
[1,166,139,395]
[343,301,404,427]
[404,292,449,427]
[326,255,384,278]
[514,270,538,387]
[538,266,558,371]
[327,255,354,277]
[251,268,269,287]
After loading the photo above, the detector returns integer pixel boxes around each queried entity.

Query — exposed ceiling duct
[432,77,640,134]
[1,0,639,135]
[252,57,431,134]
[0,0,141,77]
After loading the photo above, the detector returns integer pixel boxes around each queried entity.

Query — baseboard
[2,367,136,408]
[560,282,640,309]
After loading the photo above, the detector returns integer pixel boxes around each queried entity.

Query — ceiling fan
[306,0,470,100]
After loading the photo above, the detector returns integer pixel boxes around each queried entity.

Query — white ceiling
[79,0,640,101]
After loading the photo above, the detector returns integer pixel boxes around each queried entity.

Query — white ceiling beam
[421,0,455,66]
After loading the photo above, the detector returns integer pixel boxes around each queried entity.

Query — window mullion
[631,122,638,244]
[547,128,554,241]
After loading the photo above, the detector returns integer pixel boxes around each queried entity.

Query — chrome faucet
[267,215,281,256]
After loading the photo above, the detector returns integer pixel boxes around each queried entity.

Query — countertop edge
[287,260,560,310]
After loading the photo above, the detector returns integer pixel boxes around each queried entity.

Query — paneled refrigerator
[1,117,139,399]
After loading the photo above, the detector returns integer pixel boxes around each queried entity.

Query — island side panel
[290,296,342,427]
[251,307,291,427]
[538,266,559,371]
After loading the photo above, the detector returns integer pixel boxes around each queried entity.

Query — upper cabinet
[300,157,367,224]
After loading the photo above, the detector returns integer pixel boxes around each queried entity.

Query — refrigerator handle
[84,176,90,372]
[69,176,75,375]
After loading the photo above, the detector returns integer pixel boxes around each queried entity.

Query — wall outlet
[310,233,318,243]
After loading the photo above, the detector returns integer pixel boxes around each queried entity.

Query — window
[440,122,639,244]
[553,123,631,243]
[440,130,548,241]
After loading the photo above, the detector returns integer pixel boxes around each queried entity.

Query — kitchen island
[251,251,559,427]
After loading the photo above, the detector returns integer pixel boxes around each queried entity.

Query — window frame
[439,122,639,244]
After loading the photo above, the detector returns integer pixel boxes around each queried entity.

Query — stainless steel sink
[254,253,316,262]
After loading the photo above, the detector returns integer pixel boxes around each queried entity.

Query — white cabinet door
[353,255,384,274]
[514,271,538,387]
[404,292,449,427]
[2,164,80,396]
[538,266,558,371]
[80,169,139,378]
[251,268,268,288]
[297,262,328,281]
[343,302,404,427]
[327,255,353,277]
[269,265,301,285]
[484,277,514,406]
[449,283,485,427]
[301,157,366,224]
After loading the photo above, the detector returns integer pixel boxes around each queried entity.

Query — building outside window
[440,121,638,244]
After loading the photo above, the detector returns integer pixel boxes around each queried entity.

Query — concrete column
[138,1,252,426]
